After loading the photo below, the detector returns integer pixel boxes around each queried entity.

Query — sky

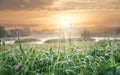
[0,0,120,33]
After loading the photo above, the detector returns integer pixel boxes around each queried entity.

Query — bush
[14,38,40,43]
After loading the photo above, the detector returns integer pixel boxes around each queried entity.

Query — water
[4,36,60,45]
[92,37,120,42]
[3,37,120,45]
[5,40,14,45]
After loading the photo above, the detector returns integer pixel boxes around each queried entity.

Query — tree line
[0,25,30,38]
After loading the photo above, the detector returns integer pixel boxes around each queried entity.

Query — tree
[81,29,91,40]
[0,25,7,37]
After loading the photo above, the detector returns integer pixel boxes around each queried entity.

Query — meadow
[0,38,120,75]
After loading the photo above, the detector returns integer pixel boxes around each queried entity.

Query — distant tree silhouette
[7,27,30,37]
[81,29,91,40]
[0,25,7,37]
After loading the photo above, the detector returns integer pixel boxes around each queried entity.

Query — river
[3,37,120,45]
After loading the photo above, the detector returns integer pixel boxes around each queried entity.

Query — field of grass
[0,39,120,75]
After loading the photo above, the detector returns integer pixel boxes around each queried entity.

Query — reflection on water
[5,40,14,45]
[30,37,60,44]
[92,37,120,42]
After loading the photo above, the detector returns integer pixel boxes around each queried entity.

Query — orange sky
[0,0,120,29]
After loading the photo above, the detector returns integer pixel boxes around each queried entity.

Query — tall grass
[0,39,120,75]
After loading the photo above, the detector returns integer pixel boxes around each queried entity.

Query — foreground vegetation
[0,39,120,75]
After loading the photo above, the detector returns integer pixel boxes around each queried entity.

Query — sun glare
[56,14,76,27]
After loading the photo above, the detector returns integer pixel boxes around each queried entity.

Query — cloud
[0,0,56,10]
[0,0,120,11]
[51,0,120,10]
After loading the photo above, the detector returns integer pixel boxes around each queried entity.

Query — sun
[59,17,72,27]
[55,14,76,27]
